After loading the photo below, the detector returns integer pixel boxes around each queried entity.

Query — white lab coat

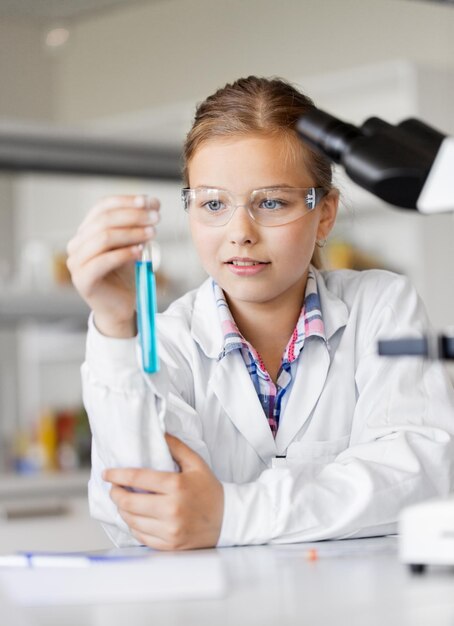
[82,267,454,547]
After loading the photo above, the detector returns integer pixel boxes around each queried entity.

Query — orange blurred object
[53,250,72,285]
[306,548,318,562]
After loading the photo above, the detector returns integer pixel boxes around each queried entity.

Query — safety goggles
[181,186,327,227]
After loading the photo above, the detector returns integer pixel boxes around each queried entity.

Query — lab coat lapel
[274,268,349,455]
[209,352,277,464]
[274,339,330,454]
[191,278,224,359]
[191,278,276,463]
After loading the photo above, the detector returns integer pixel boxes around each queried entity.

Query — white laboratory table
[2,536,454,626]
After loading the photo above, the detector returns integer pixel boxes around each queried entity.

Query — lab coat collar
[191,269,349,357]
[312,267,349,342]
[191,278,225,359]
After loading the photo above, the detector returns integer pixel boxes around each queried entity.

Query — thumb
[165,433,206,472]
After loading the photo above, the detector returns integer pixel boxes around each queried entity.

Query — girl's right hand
[66,195,160,338]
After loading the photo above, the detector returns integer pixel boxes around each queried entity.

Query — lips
[224,256,270,277]
[226,257,269,266]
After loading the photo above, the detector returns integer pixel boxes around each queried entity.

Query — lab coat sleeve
[217,275,454,546]
[82,314,210,547]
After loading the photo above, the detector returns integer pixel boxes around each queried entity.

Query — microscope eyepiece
[297,108,437,209]
[296,109,362,163]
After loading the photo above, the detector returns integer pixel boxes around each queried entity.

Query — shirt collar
[191,267,348,359]
[213,266,327,363]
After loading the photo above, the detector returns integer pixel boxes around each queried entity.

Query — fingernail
[146,197,160,210]
[144,226,154,237]
[102,470,107,480]
[147,211,159,225]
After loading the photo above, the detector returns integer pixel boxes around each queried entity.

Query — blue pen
[0,548,154,568]
[135,239,160,374]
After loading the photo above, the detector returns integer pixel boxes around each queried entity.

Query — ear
[316,189,339,240]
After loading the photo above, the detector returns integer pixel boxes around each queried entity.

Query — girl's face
[187,133,338,311]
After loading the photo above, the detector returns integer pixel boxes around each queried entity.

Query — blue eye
[204,200,225,212]
[260,198,284,210]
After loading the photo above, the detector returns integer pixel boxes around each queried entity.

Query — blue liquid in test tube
[135,241,159,374]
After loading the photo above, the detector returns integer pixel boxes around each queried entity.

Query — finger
[110,485,168,518]
[79,203,160,241]
[130,528,176,551]
[119,510,175,540]
[68,224,154,272]
[127,519,188,551]
[68,207,160,256]
[165,434,207,472]
[72,245,141,293]
[78,196,142,231]
[103,467,180,494]
[79,195,160,231]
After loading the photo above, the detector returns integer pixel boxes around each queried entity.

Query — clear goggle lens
[181,187,326,227]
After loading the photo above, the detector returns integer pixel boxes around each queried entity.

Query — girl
[67,76,454,550]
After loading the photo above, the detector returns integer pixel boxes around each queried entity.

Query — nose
[226,205,258,245]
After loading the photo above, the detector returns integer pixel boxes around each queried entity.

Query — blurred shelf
[0,469,90,501]
[0,285,178,326]
[0,286,89,325]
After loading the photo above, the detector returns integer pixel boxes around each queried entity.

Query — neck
[225,272,308,375]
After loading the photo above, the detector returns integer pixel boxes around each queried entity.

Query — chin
[223,283,280,305]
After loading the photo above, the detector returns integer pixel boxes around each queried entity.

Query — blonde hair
[183,76,335,269]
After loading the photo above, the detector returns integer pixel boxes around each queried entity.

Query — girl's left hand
[103,434,224,550]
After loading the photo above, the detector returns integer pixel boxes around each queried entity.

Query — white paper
[0,551,227,606]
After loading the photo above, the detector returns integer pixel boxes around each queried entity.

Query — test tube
[135,237,160,374]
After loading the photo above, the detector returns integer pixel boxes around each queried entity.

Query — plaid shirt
[213,267,326,438]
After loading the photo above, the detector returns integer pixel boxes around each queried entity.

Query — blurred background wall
[0,0,453,549]
[55,0,454,123]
